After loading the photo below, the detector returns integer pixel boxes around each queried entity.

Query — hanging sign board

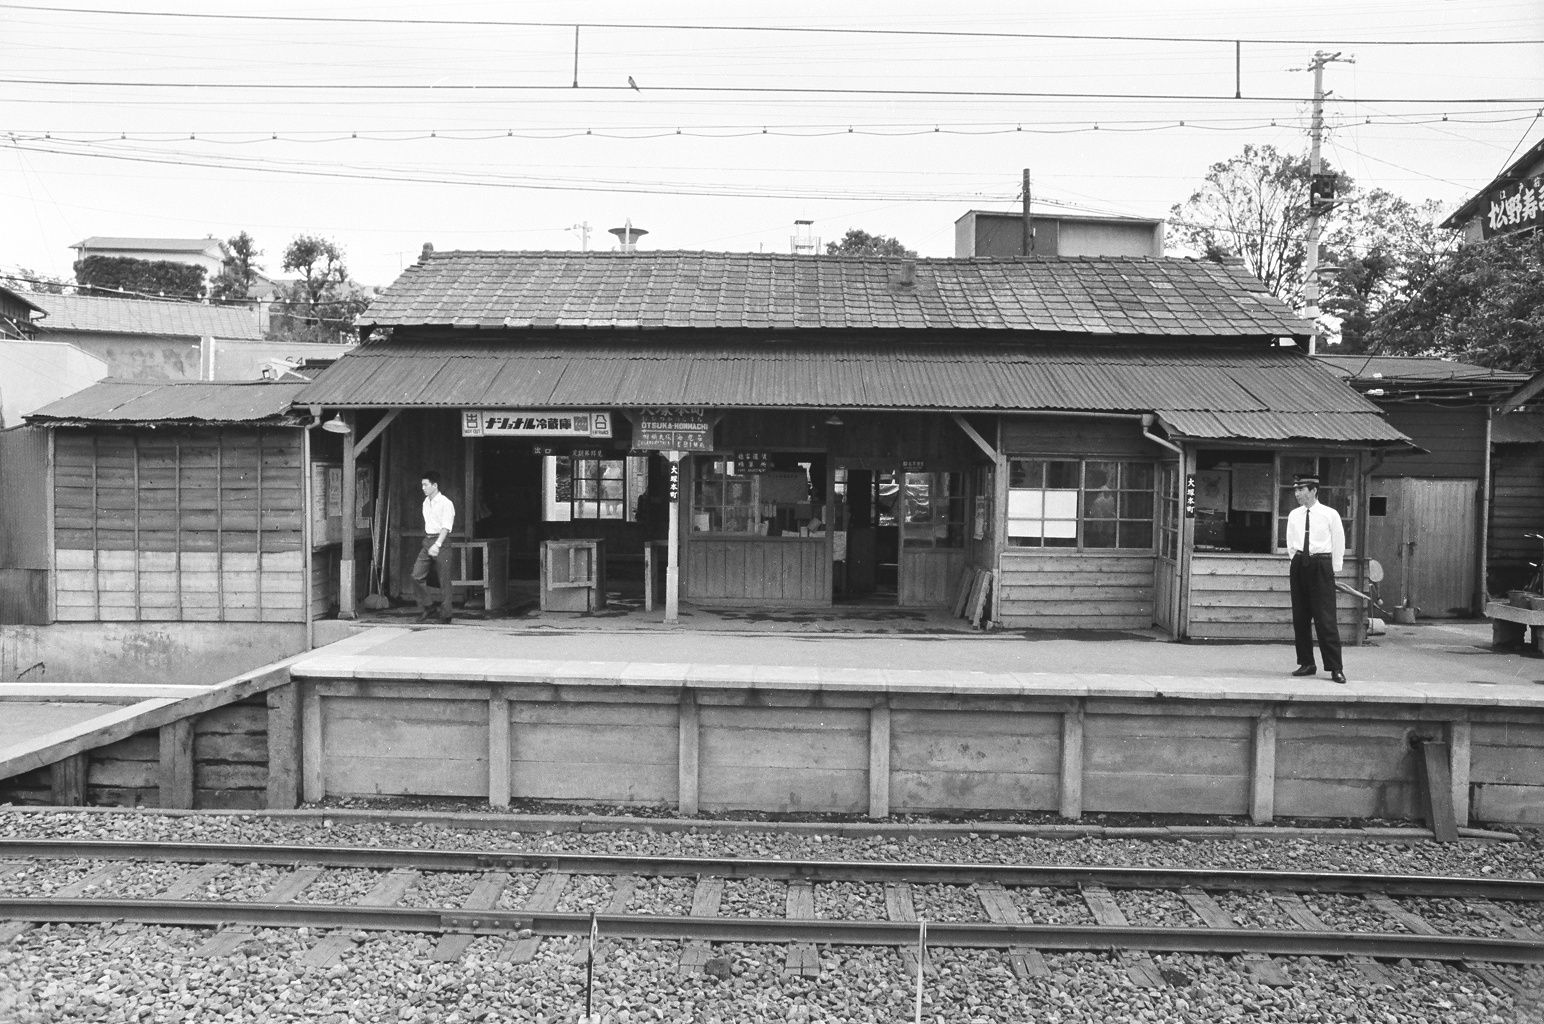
[736,451,771,473]
[1184,473,1198,518]
[1481,174,1543,239]
[461,410,613,438]
[637,407,712,451]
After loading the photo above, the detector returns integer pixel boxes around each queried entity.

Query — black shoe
[436,614,454,624]
[416,609,436,622]
[1291,664,1317,677]
[1331,671,1347,684]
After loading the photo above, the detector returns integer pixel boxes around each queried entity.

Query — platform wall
[298,679,1544,826]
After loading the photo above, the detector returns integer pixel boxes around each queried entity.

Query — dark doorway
[835,466,899,603]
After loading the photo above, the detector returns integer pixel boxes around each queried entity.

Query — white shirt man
[1285,476,1346,683]
[412,472,456,622]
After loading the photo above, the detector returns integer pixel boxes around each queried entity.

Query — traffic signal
[1310,174,1337,214]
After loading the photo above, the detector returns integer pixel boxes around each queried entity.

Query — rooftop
[31,293,263,340]
[26,378,311,426]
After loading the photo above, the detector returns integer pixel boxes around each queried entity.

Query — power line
[2,4,1539,46]
[5,76,1538,105]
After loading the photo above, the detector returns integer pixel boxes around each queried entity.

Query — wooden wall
[1187,553,1363,642]
[298,678,1544,825]
[1488,443,1544,595]
[685,537,830,606]
[53,428,307,622]
[1375,406,1488,479]
[1000,415,1167,459]
[899,549,965,607]
[0,426,49,624]
[996,552,1155,630]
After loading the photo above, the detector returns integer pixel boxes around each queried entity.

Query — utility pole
[1021,168,1033,256]
[1303,50,1354,355]
[568,222,592,251]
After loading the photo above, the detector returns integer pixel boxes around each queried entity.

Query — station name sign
[637,407,712,451]
[461,410,613,438]
[1481,174,1542,240]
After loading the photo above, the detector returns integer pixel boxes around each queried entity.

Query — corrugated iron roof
[1316,354,1528,384]
[27,379,310,426]
[359,251,1311,338]
[296,337,1400,444]
[31,294,264,340]
[1156,409,1407,444]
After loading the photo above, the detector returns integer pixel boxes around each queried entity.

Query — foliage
[210,231,262,302]
[73,255,207,299]
[0,268,69,294]
[1167,144,1345,307]
[1318,193,1458,352]
[1363,230,1544,372]
[824,229,917,258]
[269,235,367,343]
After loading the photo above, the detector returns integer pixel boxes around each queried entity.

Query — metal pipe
[1141,414,1183,455]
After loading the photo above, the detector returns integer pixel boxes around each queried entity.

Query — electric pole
[1303,50,1353,355]
[568,222,592,251]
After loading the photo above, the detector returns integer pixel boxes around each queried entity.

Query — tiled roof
[27,379,310,426]
[31,293,263,340]
[296,336,1403,445]
[359,251,1311,338]
[72,236,225,254]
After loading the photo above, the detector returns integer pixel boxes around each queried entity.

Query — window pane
[1084,521,1117,548]
[1121,463,1155,489]
[1119,521,1154,549]
[599,479,625,499]
[600,501,624,519]
[601,461,625,480]
[575,501,598,519]
[1045,461,1080,489]
[1084,488,1118,519]
[1120,492,1154,519]
[1044,490,1078,519]
[1009,460,1043,488]
[574,478,598,499]
[1007,491,1044,518]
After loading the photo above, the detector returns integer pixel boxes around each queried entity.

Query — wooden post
[266,681,301,809]
[1059,705,1084,819]
[158,718,195,809]
[302,686,324,803]
[489,693,511,808]
[50,753,88,806]
[665,451,682,624]
[1251,714,1277,824]
[868,703,891,819]
[339,413,358,619]
[1449,720,1472,829]
[1413,738,1459,842]
[678,689,699,815]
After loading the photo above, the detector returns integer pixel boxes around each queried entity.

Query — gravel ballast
[0,807,1540,1023]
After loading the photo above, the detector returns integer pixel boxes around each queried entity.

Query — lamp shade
[322,413,351,434]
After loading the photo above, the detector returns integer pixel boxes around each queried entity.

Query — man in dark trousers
[412,470,456,623]
[1286,475,1346,683]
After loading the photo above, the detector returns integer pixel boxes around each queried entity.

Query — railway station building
[284,248,1406,641]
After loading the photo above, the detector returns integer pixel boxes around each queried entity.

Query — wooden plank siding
[684,537,829,606]
[899,549,965,608]
[1469,720,1544,825]
[1187,553,1363,642]
[1488,443,1544,595]
[1375,406,1488,479]
[52,428,307,622]
[995,551,1155,630]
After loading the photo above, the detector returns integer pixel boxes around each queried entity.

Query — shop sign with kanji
[1482,174,1542,239]
[462,411,613,438]
[637,407,712,451]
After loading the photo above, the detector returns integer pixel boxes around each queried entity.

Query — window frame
[1005,457,1158,552]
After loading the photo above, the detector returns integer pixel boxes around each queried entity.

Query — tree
[73,255,206,299]
[0,268,69,294]
[1363,230,1544,372]
[210,231,262,302]
[1318,193,1457,352]
[1168,145,1348,308]
[270,235,368,343]
[824,229,917,258]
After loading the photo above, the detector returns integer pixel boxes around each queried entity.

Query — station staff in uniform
[412,470,456,623]
[1286,475,1346,683]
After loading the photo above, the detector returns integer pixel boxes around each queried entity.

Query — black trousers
[1290,553,1342,671]
[411,535,454,618]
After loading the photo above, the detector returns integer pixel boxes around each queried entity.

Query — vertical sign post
[666,453,681,624]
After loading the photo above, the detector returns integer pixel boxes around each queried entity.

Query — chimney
[890,261,917,289]
[420,242,435,262]
[608,219,648,253]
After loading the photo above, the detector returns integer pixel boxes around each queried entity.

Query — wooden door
[1153,462,1182,636]
[1367,478,1478,617]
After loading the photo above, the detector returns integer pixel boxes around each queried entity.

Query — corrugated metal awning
[295,337,1406,445]
[27,379,311,426]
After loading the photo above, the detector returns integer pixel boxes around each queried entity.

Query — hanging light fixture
[322,413,351,434]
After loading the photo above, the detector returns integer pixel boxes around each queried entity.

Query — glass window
[901,471,966,549]
[543,455,647,522]
[1007,458,1156,550]
[1277,454,1357,550]
[691,454,824,536]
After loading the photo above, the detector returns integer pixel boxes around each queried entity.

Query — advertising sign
[1481,174,1542,239]
[461,410,613,438]
[637,407,712,451]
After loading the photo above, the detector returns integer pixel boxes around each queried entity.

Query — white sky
[3,0,1542,289]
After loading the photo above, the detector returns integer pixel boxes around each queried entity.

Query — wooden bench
[1484,600,1544,652]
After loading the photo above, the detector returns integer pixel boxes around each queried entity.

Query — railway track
[2,838,1541,988]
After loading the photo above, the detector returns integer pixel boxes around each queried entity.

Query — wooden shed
[24,379,345,632]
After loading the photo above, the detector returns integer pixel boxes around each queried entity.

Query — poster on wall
[310,462,374,547]
[1230,464,1274,512]
[1193,470,1230,513]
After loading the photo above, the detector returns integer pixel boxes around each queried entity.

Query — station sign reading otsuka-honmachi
[637,407,713,451]
[461,411,614,438]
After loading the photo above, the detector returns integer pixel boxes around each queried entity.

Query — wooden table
[1484,600,1544,652]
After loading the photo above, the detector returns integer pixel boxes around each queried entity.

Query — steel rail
[2,838,1541,902]
[1,897,1540,965]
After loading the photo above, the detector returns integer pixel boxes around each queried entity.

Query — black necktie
[1303,507,1311,555]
